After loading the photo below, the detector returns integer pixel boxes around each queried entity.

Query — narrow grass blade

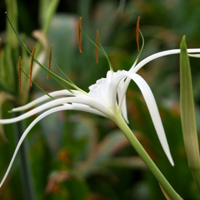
[180,36,200,193]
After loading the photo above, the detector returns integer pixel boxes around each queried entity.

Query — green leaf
[180,36,200,193]
[180,36,200,168]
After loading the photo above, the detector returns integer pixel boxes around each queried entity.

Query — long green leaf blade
[180,36,200,192]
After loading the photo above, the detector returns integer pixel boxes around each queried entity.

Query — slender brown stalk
[47,44,53,79]
[78,17,83,53]
[136,16,140,52]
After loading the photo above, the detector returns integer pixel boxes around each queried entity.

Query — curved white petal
[118,80,129,123]
[131,48,200,73]
[120,49,200,116]
[88,70,128,115]
[127,73,174,166]
[11,89,79,112]
[188,54,200,58]
[0,96,111,124]
[88,71,117,110]
[71,103,106,117]
[0,103,107,188]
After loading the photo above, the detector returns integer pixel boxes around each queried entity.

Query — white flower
[1,47,200,187]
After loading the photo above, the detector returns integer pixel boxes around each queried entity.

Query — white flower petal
[0,96,111,124]
[127,73,174,166]
[88,70,127,114]
[71,103,106,116]
[11,89,79,112]
[118,80,129,123]
[131,48,200,73]
[188,54,200,58]
[0,103,106,188]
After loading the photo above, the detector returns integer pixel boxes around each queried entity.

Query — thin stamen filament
[47,44,53,79]
[18,56,23,92]
[78,17,83,53]
[136,16,140,52]
[96,29,99,64]
[30,46,36,87]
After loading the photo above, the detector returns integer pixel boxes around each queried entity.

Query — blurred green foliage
[1,0,200,199]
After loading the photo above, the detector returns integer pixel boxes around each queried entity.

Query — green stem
[12,111,35,200]
[114,114,181,200]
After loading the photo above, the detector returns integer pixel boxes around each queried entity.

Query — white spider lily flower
[0,69,172,188]
[1,47,200,188]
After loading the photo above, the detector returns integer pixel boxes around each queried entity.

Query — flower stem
[12,111,35,200]
[114,114,181,200]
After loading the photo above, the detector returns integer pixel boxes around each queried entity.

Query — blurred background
[0,0,200,199]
